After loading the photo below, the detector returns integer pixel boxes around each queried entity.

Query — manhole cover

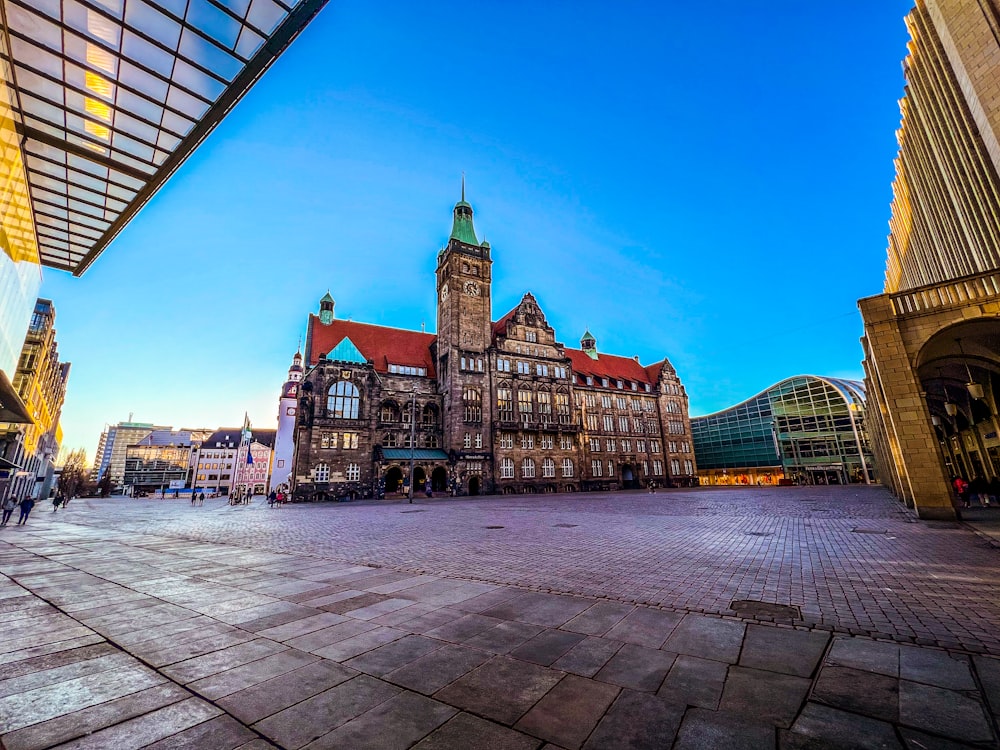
[744,531,773,537]
[400,510,426,514]
[852,528,887,534]
[731,600,801,619]
[553,523,578,528]
[485,525,505,529]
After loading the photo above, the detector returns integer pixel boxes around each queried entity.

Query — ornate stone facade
[290,193,695,501]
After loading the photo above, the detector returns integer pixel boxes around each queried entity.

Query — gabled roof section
[567,348,656,387]
[250,429,277,448]
[199,428,242,449]
[307,316,436,376]
[328,337,366,364]
[491,306,518,338]
[2,0,330,274]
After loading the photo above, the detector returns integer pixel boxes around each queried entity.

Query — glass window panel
[160,108,194,137]
[124,0,181,48]
[66,170,106,193]
[156,130,180,150]
[107,148,155,173]
[68,210,109,230]
[18,93,66,127]
[67,183,108,207]
[108,169,144,190]
[179,28,241,79]
[186,0,242,48]
[11,69,63,109]
[216,0,252,18]
[121,31,175,77]
[33,187,69,206]
[111,110,159,145]
[23,116,66,142]
[170,57,224,99]
[152,148,169,166]
[32,173,67,192]
[25,0,62,21]
[115,88,163,126]
[247,0,285,34]
[111,130,154,161]
[235,25,264,59]
[166,83,209,118]
[26,157,66,180]
[117,59,169,100]
[35,203,69,219]
[25,142,67,165]
[10,38,63,79]
[105,195,128,212]
[67,153,110,178]
[35,214,69,230]
[6,4,63,51]
[106,183,136,202]
[68,198,104,218]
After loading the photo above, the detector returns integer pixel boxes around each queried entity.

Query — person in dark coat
[17,496,35,525]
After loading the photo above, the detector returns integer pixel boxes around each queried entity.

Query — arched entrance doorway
[385,466,403,493]
[621,464,638,490]
[431,467,448,492]
[468,476,480,496]
[413,466,426,492]
[918,320,1000,504]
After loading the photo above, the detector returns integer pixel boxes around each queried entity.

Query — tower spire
[450,177,478,245]
[461,172,465,203]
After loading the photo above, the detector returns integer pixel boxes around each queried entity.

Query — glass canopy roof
[0,0,327,275]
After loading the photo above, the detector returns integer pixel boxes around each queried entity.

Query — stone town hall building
[287,192,696,501]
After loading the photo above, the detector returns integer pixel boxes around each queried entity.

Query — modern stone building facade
[860,0,1000,519]
[291,193,696,501]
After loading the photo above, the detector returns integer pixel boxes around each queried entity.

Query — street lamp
[956,338,985,399]
[408,387,417,504]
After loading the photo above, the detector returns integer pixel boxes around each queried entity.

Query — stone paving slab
[0,488,999,749]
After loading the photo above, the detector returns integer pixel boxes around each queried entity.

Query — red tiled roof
[491,306,518,338]
[307,316,437,376]
[566,348,660,387]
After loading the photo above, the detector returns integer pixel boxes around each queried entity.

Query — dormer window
[601,378,609,387]
[586,376,594,386]
[616,380,623,389]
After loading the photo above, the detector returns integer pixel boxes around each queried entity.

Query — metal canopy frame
[0,0,328,275]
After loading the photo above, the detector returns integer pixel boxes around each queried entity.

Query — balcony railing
[890,269,1000,316]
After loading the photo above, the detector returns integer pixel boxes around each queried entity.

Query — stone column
[860,295,958,520]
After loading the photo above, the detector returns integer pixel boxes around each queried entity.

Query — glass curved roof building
[691,375,875,486]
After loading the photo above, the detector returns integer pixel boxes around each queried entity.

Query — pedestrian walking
[1,496,15,525]
[425,479,433,498]
[16,496,35,525]
[52,495,62,512]
[953,476,970,508]
[648,481,656,494]
[191,491,197,505]
[198,492,204,506]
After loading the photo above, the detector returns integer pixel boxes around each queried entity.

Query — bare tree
[58,449,94,498]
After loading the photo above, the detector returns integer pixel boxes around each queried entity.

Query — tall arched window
[522,458,535,478]
[380,401,400,423]
[463,388,482,423]
[328,381,360,419]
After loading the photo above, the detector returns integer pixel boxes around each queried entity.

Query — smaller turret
[581,329,598,360]
[319,292,335,325]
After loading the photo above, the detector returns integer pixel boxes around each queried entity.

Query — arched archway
[385,466,403,493]
[468,477,481,496]
[413,466,426,486]
[431,467,448,492]
[917,320,1000,492]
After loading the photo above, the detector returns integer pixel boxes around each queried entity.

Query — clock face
[440,283,449,301]
[464,281,480,296]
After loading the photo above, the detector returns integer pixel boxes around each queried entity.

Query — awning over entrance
[0,372,31,423]
[380,449,449,461]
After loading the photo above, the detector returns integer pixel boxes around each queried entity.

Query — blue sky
[43,1,914,458]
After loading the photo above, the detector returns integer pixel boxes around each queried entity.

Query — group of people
[190,492,206,506]
[267,490,287,507]
[952,475,1000,508]
[1,493,67,525]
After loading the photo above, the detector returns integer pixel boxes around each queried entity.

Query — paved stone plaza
[1,486,999,748]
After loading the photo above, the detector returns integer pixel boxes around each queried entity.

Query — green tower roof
[449,175,479,246]
[320,291,334,304]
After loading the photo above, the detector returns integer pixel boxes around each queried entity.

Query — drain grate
[851,528,887,534]
[485,525,505,529]
[731,600,801,619]
[744,531,773,537]
[553,523,578,528]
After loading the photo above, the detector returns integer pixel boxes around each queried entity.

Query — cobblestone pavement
[0,486,998,749]
[38,485,1000,654]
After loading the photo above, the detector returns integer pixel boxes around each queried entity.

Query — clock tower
[435,181,494,486]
